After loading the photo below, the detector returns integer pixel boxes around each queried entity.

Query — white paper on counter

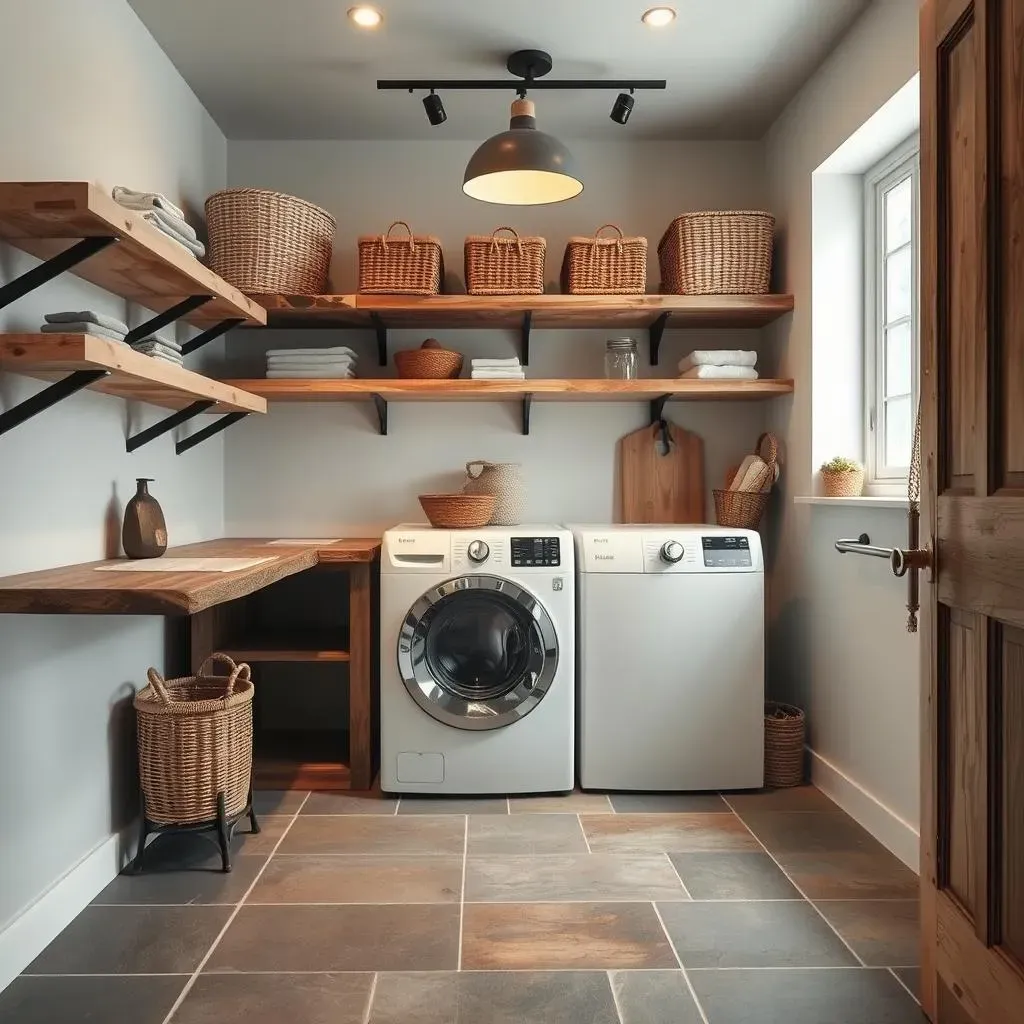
[94,557,277,573]
[264,538,342,546]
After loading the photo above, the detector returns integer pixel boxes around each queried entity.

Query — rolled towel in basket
[679,365,759,380]
[44,310,129,335]
[678,350,757,373]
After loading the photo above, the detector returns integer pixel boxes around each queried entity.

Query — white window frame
[864,134,920,491]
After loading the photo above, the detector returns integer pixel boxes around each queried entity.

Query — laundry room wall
[220,138,776,535]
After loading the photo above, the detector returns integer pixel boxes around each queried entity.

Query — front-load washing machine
[380,524,574,794]
[573,524,764,791]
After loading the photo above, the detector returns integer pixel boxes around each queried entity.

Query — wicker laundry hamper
[465,227,546,295]
[134,654,254,827]
[562,224,647,294]
[205,188,336,294]
[359,221,443,294]
[764,702,806,788]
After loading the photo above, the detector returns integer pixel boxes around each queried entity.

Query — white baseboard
[809,747,920,872]
[0,829,130,992]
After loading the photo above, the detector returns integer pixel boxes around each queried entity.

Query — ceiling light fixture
[422,90,447,126]
[347,5,383,28]
[641,6,676,27]
[610,91,635,124]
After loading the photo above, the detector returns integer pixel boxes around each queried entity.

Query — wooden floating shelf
[0,181,266,326]
[249,292,794,330]
[220,630,351,663]
[0,334,267,414]
[221,378,794,403]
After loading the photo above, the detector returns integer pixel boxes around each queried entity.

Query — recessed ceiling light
[348,5,383,28]
[641,6,676,27]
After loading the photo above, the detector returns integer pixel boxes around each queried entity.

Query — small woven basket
[205,188,335,294]
[359,221,443,295]
[394,344,463,379]
[134,654,254,826]
[419,493,496,529]
[820,467,864,497]
[764,701,806,788]
[658,211,775,294]
[465,227,546,295]
[713,432,779,529]
[562,224,648,295]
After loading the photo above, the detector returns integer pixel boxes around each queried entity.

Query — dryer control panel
[702,536,752,568]
[511,536,561,567]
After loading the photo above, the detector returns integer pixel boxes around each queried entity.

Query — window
[865,136,919,485]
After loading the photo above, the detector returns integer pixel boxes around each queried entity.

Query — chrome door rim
[397,574,559,731]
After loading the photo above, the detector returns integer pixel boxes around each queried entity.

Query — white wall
[222,140,775,534]
[0,0,227,985]
[764,0,921,865]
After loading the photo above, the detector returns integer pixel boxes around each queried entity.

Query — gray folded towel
[133,341,183,361]
[44,311,129,334]
[140,211,206,258]
[40,322,126,342]
[131,335,182,354]
[112,186,186,221]
[142,206,199,243]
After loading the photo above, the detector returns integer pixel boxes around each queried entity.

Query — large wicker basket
[658,211,775,294]
[562,224,647,295]
[359,221,443,295]
[764,702,806,787]
[134,654,254,826]
[205,188,335,295]
[465,227,545,295]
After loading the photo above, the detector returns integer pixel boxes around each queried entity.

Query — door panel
[1001,628,1024,968]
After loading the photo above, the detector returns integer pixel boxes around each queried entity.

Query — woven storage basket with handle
[205,188,335,295]
[764,701,806,787]
[713,432,779,529]
[562,224,647,295]
[658,211,775,294]
[134,654,254,826]
[359,221,443,295]
[465,227,545,295]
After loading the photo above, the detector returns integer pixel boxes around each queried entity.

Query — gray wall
[0,0,227,976]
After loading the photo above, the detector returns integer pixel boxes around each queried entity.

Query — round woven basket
[206,188,335,295]
[394,346,463,379]
[820,467,864,497]
[419,493,496,529]
[764,701,806,788]
[134,654,254,826]
[713,488,770,529]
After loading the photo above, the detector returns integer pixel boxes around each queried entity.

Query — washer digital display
[511,537,561,567]
[702,536,752,567]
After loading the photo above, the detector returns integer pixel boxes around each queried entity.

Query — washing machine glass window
[398,575,559,731]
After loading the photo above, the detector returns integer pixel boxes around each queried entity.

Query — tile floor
[0,786,927,1023]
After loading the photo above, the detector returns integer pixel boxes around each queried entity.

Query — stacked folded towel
[265,346,358,379]
[112,186,206,259]
[471,357,525,380]
[132,335,183,367]
[677,350,759,381]
[40,310,128,343]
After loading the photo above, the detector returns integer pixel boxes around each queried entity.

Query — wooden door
[920,0,1024,1020]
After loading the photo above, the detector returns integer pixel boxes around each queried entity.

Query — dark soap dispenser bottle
[122,478,168,559]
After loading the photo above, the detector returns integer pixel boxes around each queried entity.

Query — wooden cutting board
[619,421,705,523]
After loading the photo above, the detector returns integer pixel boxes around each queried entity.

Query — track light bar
[379,79,666,91]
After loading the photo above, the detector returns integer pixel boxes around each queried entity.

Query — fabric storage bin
[359,221,443,295]
[658,211,775,294]
[465,227,545,295]
[562,224,647,294]
[205,187,335,294]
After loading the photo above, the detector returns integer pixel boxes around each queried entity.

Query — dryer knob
[660,540,684,564]
[467,540,490,563]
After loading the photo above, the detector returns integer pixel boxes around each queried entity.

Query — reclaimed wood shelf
[220,629,351,663]
[254,730,352,790]
[0,181,266,326]
[0,333,267,414]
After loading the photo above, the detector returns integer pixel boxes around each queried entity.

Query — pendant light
[463,97,583,206]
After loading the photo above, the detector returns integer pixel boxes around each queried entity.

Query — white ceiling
[127,0,869,141]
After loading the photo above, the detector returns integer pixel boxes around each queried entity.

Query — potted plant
[820,456,864,497]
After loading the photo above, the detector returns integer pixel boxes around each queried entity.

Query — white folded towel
[267,353,357,366]
[134,341,183,362]
[471,369,527,380]
[679,365,759,380]
[677,350,757,372]
[267,358,355,369]
[139,211,206,258]
[266,346,357,358]
[139,206,199,243]
[266,367,355,379]
[44,311,129,334]
[112,186,186,221]
[40,322,126,342]
[471,357,522,368]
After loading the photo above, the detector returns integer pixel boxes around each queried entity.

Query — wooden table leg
[348,563,373,791]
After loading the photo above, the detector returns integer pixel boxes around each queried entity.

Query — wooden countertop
[0,538,381,617]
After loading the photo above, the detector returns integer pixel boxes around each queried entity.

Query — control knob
[660,540,684,564]
[467,540,490,564]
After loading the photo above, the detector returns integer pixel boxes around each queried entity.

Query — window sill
[793,495,909,509]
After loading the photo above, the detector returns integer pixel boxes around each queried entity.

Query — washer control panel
[702,535,752,567]
[511,536,561,567]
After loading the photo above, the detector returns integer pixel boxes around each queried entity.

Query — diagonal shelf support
[0,237,119,311]
[0,369,109,436]
[522,392,533,435]
[372,393,388,435]
[181,318,245,356]
[648,312,670,366]
[175,411,249,455]
[125,295,214,345]
[370,313,388,367]
[126,400,215,453]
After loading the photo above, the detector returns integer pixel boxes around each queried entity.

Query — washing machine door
[398,575,559,731]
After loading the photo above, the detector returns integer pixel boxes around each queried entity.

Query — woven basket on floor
[419,493,496,529]
[764,701,806,788]
[562,224,647,295]
[205,188,335,294]
[359,221,443,295]
[134,654,254,826]
[658,211,775,294]
[465,227,546,295]
[820,467,865,497]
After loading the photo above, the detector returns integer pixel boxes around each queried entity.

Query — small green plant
[821,456,862,473]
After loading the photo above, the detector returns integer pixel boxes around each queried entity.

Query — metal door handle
[835,534,893,559]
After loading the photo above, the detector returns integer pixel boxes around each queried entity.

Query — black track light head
[610,91,634,125]
[423,90,447,126]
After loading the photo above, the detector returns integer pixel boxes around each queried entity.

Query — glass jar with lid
[604,337,639,380]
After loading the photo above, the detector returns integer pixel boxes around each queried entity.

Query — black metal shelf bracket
[125,295,214,345]
[521,311,532,367]
[175,411,249,455]
[649,393,670,425]
[181,318,245,356]
[0,370,109,437]
[522,392,533,435]
[126,400,215,453]
[370,313,388,367]
[0,237,119,311]
[648,312,670,366]
[372,393,388,435]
